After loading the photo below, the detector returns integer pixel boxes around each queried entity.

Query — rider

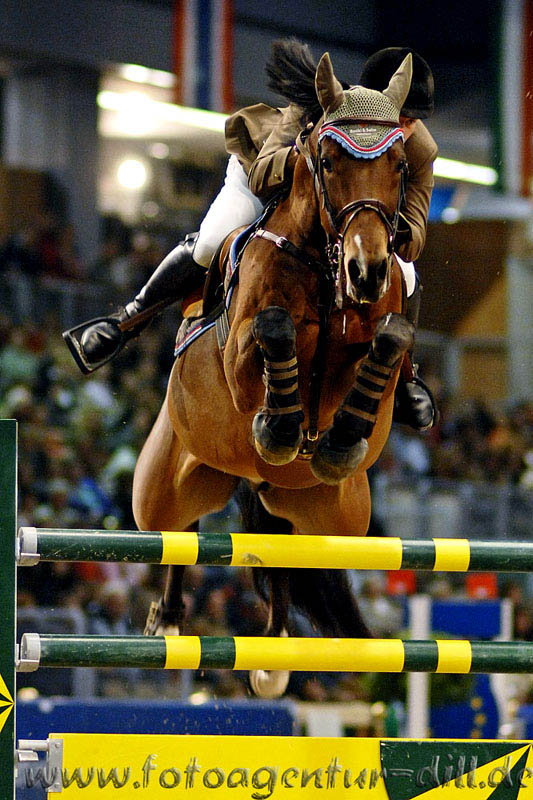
[359,47,437,430]
[65,45,436,430]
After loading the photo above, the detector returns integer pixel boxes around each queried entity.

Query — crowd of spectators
[1,226,532,704]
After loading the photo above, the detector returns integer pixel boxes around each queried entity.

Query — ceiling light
[441,206,461,224]
[100,89,497,188]
[148,69,176,89]
[149,142,170,159]
[118,63,176,89]
[117,158,148,190]
[142,201,160,218]
[120,64,150,84]
[434,157,498,186]
[97,91,227,134]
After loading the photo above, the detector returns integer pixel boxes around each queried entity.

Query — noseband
[327,197,398,275]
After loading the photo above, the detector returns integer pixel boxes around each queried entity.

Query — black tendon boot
[393,281,437,430]
[63,233,205,373]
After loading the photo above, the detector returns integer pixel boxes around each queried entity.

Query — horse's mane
[265,39,322,124]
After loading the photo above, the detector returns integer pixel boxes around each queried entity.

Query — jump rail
[18,633,533,674]
[17,527,533,571]
[6,417,533,800]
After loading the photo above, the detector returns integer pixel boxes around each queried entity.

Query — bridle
[312,122,408,279]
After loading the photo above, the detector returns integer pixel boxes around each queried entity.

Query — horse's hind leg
[312,312,415,484]
[144,565,186,635]
[236,482,292,696]
[252,306,304,465]
[134,401,238,633]
[250,568,291,698]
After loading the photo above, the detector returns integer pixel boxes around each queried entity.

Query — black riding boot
[63,233,206,373]
[393,282,437,430]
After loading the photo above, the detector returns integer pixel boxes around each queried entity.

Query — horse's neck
[274,158,321,249]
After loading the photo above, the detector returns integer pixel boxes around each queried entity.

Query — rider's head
[359,47,434,121]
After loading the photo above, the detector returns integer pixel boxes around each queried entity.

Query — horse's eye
[321,156,333,173]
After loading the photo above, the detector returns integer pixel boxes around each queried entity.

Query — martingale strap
[253,229,328,276]
[251,226,335,447]
[306,273,335,442]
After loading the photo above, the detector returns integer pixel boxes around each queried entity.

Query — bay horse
[133,47,415,696]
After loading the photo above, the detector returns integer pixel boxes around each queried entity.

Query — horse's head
[311,52,412,306]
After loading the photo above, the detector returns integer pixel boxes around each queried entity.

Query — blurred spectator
[514,605,533,641]
[0,210,82,281]
[519,448,533,490]
[89,215,131,288]
[19,561,78,608]
[87,579,141,695]
[89,580,136,635]
[90,225,164,298]
[0,328,40,392]
[388,427,431,478]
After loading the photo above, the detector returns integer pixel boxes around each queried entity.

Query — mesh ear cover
[319,86,403,159]
[323,85,400,127]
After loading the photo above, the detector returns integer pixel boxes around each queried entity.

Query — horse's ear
[315,52,344,114]
[382,52,413,112]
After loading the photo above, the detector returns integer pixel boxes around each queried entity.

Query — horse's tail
[234,481,292,607]
[234,481,372,638]
[286,568,372,638]
[265,39,322,122]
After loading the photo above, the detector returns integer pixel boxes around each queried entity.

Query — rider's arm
[397,122,438,262]
[247,104,303,200]
[225,103,283,174]
[225,103,301,199]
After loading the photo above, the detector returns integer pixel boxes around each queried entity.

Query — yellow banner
[44,734,533,798]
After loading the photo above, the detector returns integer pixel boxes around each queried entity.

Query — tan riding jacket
[225,103,438,262]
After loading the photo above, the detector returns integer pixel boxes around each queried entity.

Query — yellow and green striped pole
[17,528,533,572]
[18,634,533,674]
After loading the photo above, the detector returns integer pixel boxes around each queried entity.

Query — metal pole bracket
[17,738,63,793]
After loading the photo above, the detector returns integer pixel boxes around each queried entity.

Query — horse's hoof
[372,312,415,366]
[249,669,290,698]
[144,599,180,637]
[310,435,369,485]
[252,413,303,466]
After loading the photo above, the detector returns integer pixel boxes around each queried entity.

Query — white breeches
[395,254,417,297]
[193,155,264,268]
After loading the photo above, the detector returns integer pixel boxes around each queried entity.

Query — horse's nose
[347,257,388,303]
[376,257,388,282]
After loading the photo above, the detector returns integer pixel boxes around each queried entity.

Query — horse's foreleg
[312,312,415,484]
[252,306,304,465]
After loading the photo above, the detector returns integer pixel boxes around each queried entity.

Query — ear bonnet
[316,52,413,160]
